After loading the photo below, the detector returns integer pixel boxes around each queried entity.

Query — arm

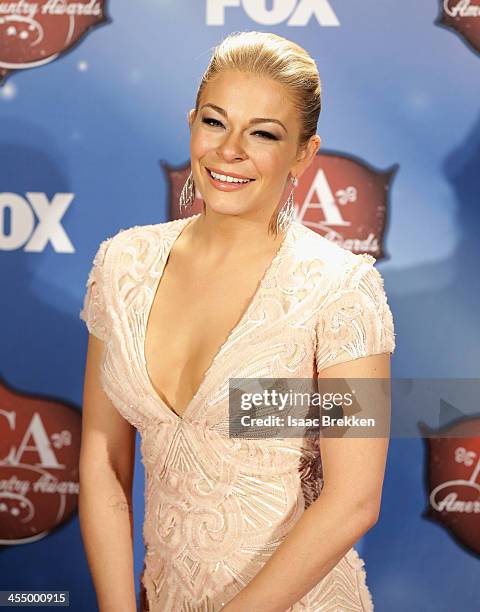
[223,351,391,612]
[79,333,137,612]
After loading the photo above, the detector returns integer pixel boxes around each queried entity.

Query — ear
[291,134,321,180]
[188,108,196,130]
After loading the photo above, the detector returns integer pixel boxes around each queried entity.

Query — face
[188,70,320,222]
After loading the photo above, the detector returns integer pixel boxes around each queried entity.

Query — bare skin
[144,213,289,417]
[79,333,137,612]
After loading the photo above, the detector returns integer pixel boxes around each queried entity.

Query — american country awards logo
[162,151,397,260]
[435,0,480,56]
[421,412,480,557]
[0,377,81,544]
[0,0,109,83]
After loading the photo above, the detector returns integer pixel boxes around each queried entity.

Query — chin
[204,199,252,217]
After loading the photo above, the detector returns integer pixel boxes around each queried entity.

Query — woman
[79,31,395,612]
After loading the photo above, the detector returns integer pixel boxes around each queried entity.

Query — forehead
[200,70,296,125]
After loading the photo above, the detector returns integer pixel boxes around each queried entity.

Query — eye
[201,117,278,141]
[202,117,223,128]
[253,130,277,141]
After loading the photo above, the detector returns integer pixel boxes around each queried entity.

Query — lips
[206,167,255,181]
[204,166,255,191]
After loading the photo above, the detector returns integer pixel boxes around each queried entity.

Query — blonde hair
[195,30,322,149]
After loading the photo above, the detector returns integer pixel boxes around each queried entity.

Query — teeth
[209,170,251,183]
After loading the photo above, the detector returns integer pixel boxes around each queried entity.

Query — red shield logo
[422,416,480,556]
[435,0,480,56]
[0,1,109,83]
[0,378,81,544]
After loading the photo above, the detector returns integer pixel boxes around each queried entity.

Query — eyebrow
[200,103,288,133]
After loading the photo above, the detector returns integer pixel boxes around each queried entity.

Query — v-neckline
[141,213,293,423]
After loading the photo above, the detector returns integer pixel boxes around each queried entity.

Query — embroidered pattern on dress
[79,217,395,611]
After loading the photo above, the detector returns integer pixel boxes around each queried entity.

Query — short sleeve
[79,237,114,342]
[315,255,396,373]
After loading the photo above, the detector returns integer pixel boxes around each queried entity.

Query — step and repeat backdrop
[1,1,479,611]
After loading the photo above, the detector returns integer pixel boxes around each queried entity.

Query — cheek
[190,132,212,159]
[252,151,285,179]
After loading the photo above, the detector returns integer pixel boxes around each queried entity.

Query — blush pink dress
[79,213,396,612]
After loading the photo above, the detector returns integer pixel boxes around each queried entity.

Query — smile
[205,167,255,191]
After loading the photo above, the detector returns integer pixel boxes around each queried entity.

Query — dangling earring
[276,175,298,235]
[179,170,195,215]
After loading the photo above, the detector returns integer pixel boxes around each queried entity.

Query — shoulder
[96,217,189,269]
[289,221,377,288]
[104,217,184,249]
[297,224,397,358]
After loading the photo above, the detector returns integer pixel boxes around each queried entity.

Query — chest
[144,254,273,413]
[101,225,326,428]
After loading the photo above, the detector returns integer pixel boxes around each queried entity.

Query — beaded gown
[79,213,396,611]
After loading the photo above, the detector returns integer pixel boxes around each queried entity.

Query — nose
[216,129,247,162]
